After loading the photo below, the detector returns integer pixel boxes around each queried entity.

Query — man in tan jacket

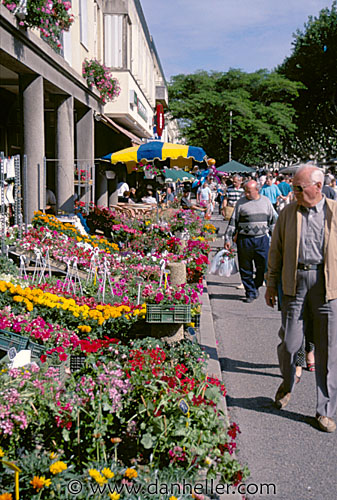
[265,164,337,433]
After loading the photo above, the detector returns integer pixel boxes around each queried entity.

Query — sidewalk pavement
[203,212,337,500]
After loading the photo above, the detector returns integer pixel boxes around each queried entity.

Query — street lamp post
[229,110,232,162]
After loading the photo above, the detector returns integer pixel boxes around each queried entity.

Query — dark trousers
[237,234,269,298]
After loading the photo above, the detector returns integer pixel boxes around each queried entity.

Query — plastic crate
[146,304,191,324]
[70,355,86,372]
[193,314,200,329]
[0,329,45,359]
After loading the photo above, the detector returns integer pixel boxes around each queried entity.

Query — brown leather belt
[297,263,323,271]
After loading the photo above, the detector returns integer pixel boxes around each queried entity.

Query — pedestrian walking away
[260,174,285,210]
[224,180,277,303]
[265,164,337,433]
[222,175,244,220]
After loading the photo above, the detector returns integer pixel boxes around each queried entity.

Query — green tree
[278,1,337,161]
[168,69,301,166]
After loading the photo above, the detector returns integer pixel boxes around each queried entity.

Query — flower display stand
[146,304,191,343]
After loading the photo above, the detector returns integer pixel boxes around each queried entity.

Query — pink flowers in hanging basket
[2,0,75,52]
[82,59,121,104]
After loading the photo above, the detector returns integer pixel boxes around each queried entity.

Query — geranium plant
[82,59,121,104]
[2,0,74,52]
[74,168,91,182]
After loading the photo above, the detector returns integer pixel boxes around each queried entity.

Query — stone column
[108,179,118,206]
[76,108,94,205]
[56,95,74,213]
[96,167,108,207]
[21,75,45,222]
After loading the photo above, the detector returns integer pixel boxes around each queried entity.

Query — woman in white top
[197,181,212,218]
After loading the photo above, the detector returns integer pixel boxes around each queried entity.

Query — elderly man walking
[265,164,337,433]
[225,180,277,303]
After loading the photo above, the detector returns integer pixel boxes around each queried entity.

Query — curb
[198,280,229,421]
[198,282,244,500]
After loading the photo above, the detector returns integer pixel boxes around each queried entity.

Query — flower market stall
[0,205,248,499]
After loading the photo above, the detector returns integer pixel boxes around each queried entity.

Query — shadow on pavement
[219,357,280,378]
[226,395,314,425]
[209,293,244,301]
[207,281,240,288]
[199,345,218,362]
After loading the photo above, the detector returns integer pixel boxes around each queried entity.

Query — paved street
[206,215,337,500]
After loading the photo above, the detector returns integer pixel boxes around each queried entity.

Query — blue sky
[140,0,333,80]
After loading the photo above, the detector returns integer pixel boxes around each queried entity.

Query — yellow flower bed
[0,281,146,325]
[32,212,119,253]
[203,223,217,234]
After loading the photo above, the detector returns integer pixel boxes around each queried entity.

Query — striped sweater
[225,195,278,242]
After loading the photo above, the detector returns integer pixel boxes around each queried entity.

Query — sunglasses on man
[293,182,318,192]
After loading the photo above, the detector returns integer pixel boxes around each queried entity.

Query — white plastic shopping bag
[218,254,238,277]
[209,249,227,275]
[210,250,238,276]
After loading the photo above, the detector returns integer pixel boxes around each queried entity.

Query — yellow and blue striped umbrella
[102,141,207,165]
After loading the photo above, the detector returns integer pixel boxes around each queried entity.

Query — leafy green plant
[0,255,19,277]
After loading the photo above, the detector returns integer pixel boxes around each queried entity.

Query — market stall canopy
[102,142,207,169]
[162,168,195,183]
[279,164,325,175]
[217,160,255,174]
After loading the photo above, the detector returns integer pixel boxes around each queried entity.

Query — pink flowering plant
[2,0,74,52]
[135,163,161,177]
[82,58,121,104]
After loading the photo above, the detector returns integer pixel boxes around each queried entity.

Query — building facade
[0,0,169,220]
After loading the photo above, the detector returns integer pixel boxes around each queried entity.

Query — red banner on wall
[156,104,165,137]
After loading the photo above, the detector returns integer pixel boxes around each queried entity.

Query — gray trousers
[278,269,337,418]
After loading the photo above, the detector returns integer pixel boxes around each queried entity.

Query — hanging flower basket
[82,59,121,104]
[3,0,75,52]
[144,170,155,179]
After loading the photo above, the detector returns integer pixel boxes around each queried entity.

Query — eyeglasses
[293,182,317,192]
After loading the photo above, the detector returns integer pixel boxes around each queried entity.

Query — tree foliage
[278,1,337,161]
[168,69,301,166]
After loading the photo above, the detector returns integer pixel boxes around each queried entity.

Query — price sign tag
[179,399,190,415]
[8,347,17,360]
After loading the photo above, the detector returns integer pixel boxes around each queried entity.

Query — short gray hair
[296,163,324,185]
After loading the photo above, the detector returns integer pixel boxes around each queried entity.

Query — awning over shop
[99,114,142,145]
[162,168,195,183]
[217,160,255,174]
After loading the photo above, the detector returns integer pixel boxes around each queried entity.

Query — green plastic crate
[146,304,191,324]
[0,329,45,359]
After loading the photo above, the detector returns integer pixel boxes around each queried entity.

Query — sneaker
[316,415,336,433]
[243,296,255,303]
[275,382,291,409]
[236,283,244,289]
